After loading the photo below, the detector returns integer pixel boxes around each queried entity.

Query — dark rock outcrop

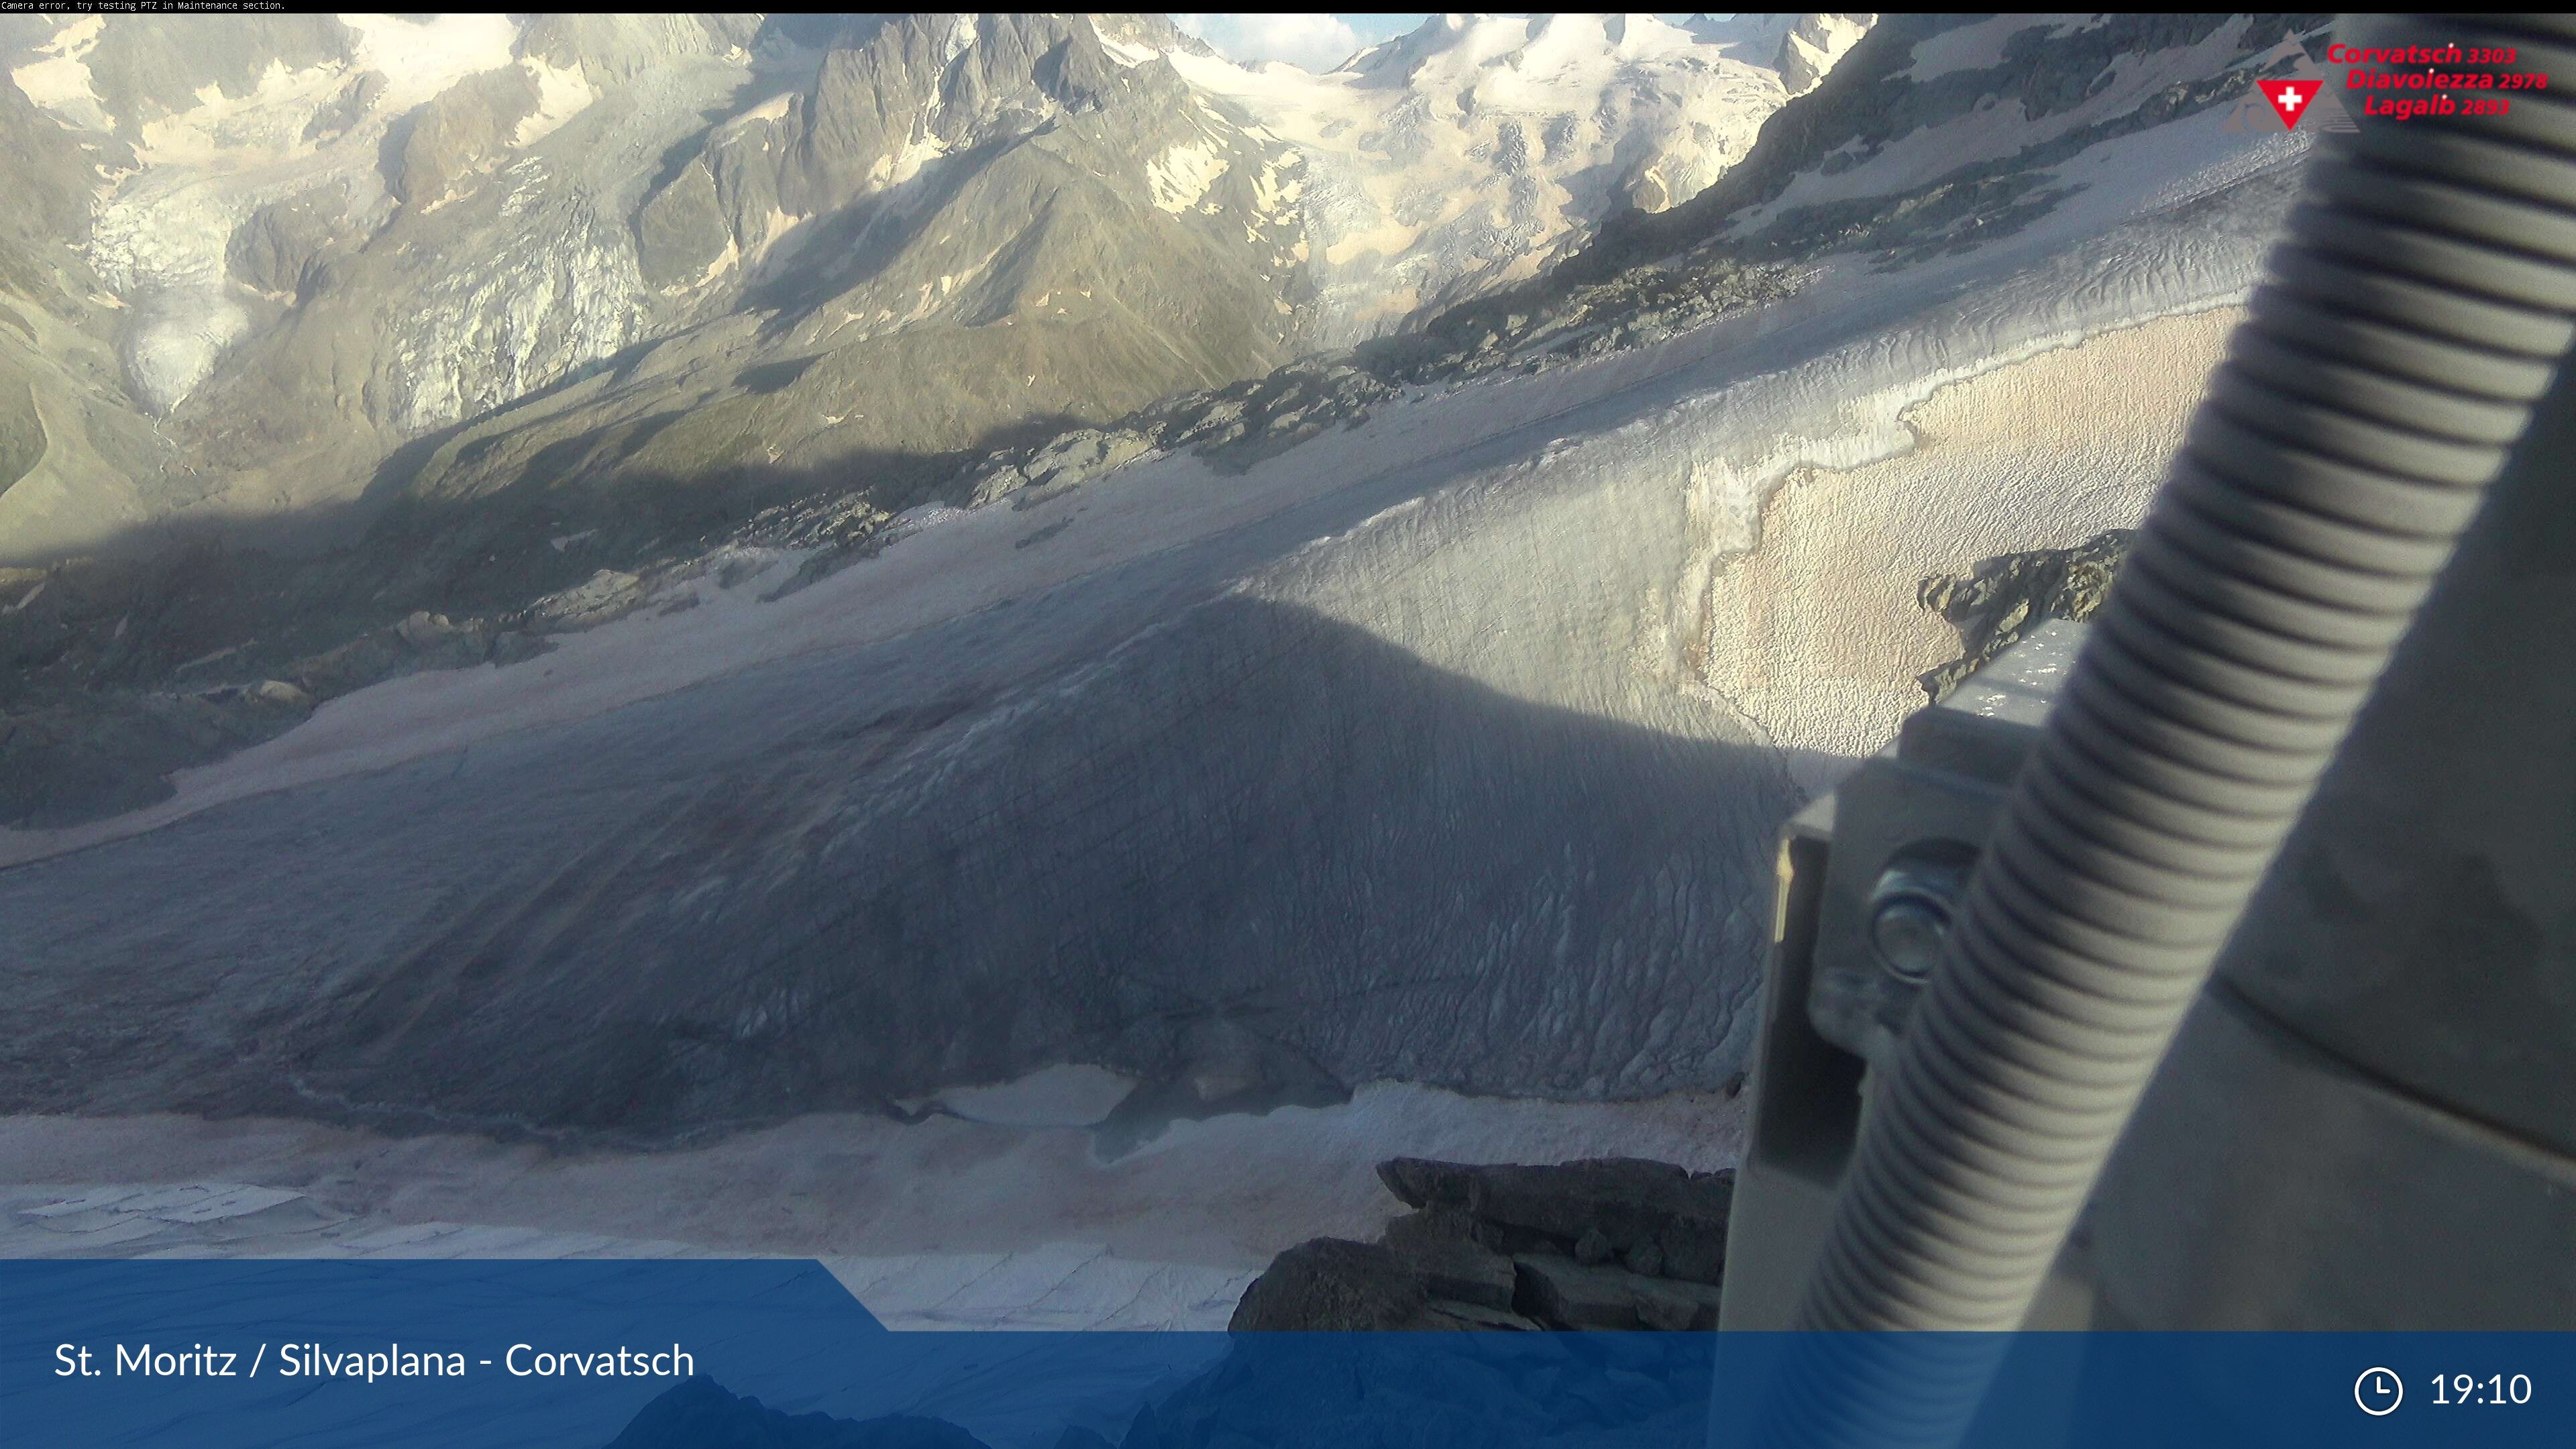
[78,14,356,132]
[1226,1239,1453,1332]
[1377,1156,1735,1286]
[1916,529,2133,701]
[1232,1157,1737,1332]
[633,158,734,290]
[228,188,356,303]
[388,65,545,209]
[1514,1252,1723,1331]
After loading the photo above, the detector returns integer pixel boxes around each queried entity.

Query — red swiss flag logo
[2258,78,2322,129]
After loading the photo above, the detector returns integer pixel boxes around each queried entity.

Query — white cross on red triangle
[2258,78,2322,129]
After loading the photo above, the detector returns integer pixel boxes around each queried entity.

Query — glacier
[0,107,2302,1132]
[0,12,2320,1330]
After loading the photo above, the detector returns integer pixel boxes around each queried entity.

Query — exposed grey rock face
[0,13,1318,562]
[1394,1232,1521,1312]
[226,189,352,302]
[299,68,384,146]
[74,14,357,132]
[951,252,1794,514]
[0,376,40,502]
[1,11,1858,565]
[0,61,166,539]
[1377,1157,1735,1287]
[1774,15,1876,96]
[1234,1158,1738,1332]
[1228,1239,1458,1332]
[350,13,1313,555]
[516,13,765,89]
[1686,13,1876,98]
[388,65,544,209]
[631,152,732,290]
[0,681,317,826]
[1366,257,1794,385]
[1515,1253,1723,1331]
[0,578,558,828]
[1916,529,2132,701]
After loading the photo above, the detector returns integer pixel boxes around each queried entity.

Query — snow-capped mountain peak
[0,12,1875,564]
[1169,11,1872,336]
[1338,12,1695,87]
[1688,11,1876,93]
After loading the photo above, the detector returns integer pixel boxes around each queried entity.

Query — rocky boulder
[1022,427,1155,492]
[1227,1239,1453,1332]
[1377,1156,1736,1286]
[1232,1157,1737,1332]
[1514,1253,1723,1331]
[1916,529,2132,701]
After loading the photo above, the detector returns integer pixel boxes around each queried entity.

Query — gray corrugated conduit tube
[1796,13,2576,1335]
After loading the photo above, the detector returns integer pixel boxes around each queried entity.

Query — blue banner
[0,1260,2565,1447]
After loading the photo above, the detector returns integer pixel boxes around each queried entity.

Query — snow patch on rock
[1146,140,1230,214]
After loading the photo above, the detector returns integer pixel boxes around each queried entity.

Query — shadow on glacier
[0,594,1852,1144]
[1,424,1103,828]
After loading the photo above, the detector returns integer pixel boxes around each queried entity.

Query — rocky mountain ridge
[0,14,2315,1147]
[0,11,1860,568]
[0,13,2318,831]
[1170,13,1870,335]
[1,13,1317,565]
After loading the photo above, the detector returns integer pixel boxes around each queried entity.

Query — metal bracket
[1719,621,2086,1330]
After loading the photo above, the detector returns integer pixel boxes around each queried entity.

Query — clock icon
[2356,1366,2404,1417]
